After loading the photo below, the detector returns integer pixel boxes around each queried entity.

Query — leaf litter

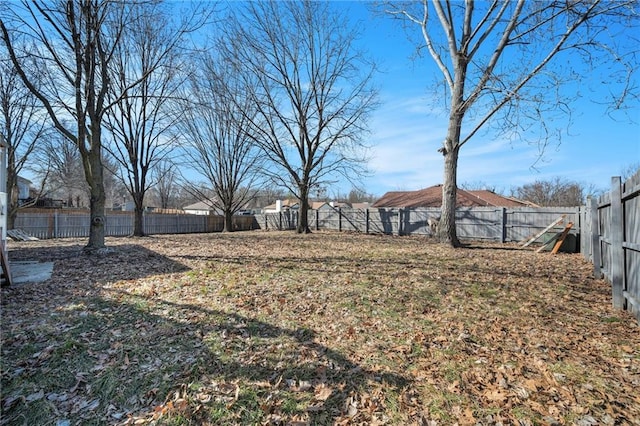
[1,231,638,425]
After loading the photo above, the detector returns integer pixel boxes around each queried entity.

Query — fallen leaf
[25,390,44,402]
[314,384,333,401]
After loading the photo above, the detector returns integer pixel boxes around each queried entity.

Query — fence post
[338,207,342,232]
[588,196,602,279]
[315,209,319,231]
[397,208,402,236]
[365,209,369,234]
[54,210,59,239]
[500,208,507,243]
[610,176,625,310]
[579,206,586,259]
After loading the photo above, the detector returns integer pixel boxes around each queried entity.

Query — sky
[8,1,638,201]
[335,2,640,198]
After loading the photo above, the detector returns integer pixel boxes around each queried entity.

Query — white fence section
[582,171,640,321]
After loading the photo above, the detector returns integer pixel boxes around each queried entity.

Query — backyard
[0,231,638,425]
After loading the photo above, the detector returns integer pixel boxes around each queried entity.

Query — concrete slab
[9,261,54,285]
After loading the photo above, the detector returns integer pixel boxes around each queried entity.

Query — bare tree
[385,1,638,246]
[459,181,501,194]
[0,53,48,228]
[177,52,262,232]
[35,132,86,208]
[249,187,292,211]
[101,153,129,210]
[34,132,125,210]
[346,187,377,204]
[511,177,593,207]
[621,162,640,182]
[151,160,179,210]
[226,1,377,233]
[0,0,131,251]
[104,2,210,236]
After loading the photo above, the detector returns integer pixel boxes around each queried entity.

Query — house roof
[372,185,534,208]
[350,202,371,209]
[17,176,33,185]
[183,200,216,211]
[311,201,328,210]
[331,201,351,208]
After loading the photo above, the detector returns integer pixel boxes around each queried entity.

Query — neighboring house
[121,201,135,212]
[373,185,537,208]
[17,176,32,201]
[184,199,255,215]
[16,176,64,208]
[263,199,300,213]
[328,201,350,209]
[311,201,330,210]
[350,202,371,210]
[183,200,220,215]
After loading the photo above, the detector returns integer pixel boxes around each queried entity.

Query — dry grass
[1,231,638,425]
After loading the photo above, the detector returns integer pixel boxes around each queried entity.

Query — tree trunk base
[436,232,462,248]
[82,245,113,255]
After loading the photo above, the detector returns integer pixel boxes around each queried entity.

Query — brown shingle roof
[373,185,532,208]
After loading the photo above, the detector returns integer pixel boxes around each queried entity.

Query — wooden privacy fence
[582,172,640,321]
[14,210,257,239]
[255,206,581,246]
[17,207,583,249]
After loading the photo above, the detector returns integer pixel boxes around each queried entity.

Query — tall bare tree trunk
[297,186,311,234]
[6,163,17,230]
[436,49,467,247]
[86,140,106,251]
[132,194,145,237]
[439,144,461,247]
[223,209,233,233]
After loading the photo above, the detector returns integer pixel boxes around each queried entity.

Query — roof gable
[183,200,216,211]
[311,201,329,210]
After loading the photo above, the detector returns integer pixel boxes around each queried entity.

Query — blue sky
[12,1,637,200]
[338,2,640,197]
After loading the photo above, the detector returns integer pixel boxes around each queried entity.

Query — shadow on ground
[6,241,191,285]
[1,241,409,425]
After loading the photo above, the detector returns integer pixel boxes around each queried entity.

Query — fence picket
[610,177,625,309]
